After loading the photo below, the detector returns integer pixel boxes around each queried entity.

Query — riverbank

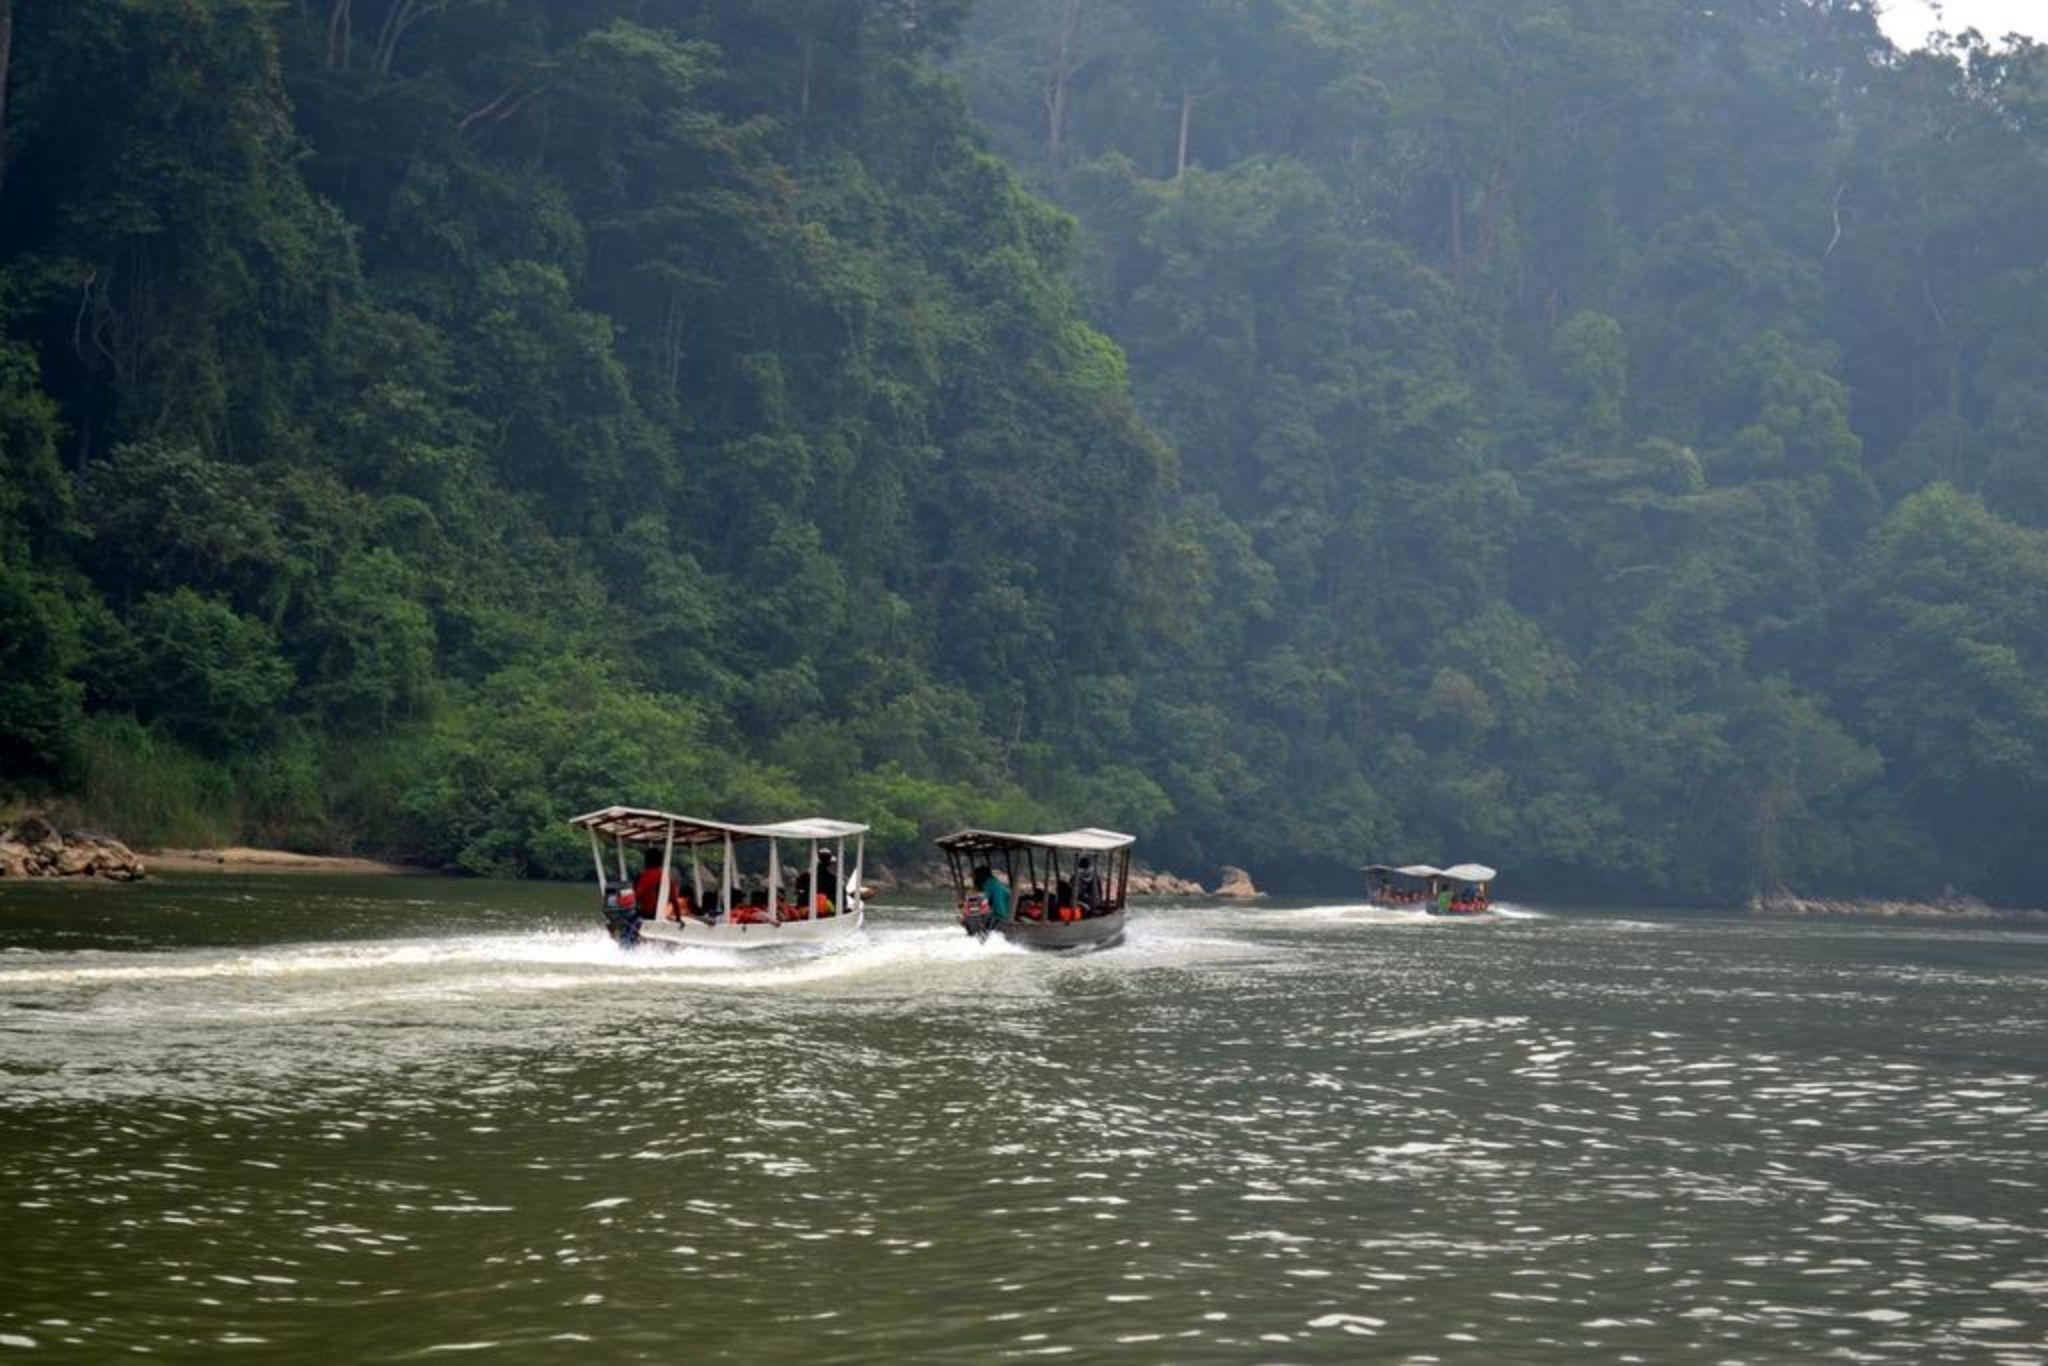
[145,847,431,876]
[1754,892,2048,925]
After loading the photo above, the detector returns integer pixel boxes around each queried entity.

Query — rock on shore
[1211,865,1262,898]
[1126,867,1203,897]
[0,814,146,881]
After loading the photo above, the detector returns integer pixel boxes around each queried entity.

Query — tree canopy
[2,0,2044,901]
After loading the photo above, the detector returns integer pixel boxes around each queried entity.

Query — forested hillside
[953,0,2048,899]
[1,1,2044,901]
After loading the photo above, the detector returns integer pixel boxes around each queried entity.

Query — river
[1,876,2044,1361]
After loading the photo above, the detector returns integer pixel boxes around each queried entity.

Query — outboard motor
[960,891,992,940]
[602,883,641,947]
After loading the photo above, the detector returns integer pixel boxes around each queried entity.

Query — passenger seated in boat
[671,888,712,929]
[731,884,774,925]
[815,852,838,916]
[1017,887,1048,921]
[792,868,832,918]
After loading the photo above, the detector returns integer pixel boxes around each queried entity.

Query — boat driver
[1075,857,1100,916]
[975,864,1013,925]
[632,847,675,921]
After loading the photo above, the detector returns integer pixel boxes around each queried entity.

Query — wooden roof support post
[656,820,675,921]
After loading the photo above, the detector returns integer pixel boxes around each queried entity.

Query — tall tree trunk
[376,0,441,77]
[1174,89,1194,181]
[1752,786,1783,902]
[328,0,351,69]
[1920,270,1963,482]
[799,35,813,118]
[1477,162,1508,266]
[1044,0,1080,163]
[1946,347,1964,483]
[0,0,13,200]
[1448,176,1465,285]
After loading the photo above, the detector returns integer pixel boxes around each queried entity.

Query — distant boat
[936,827,1134,952]
[570,806,868,949]
[1364,862,1497,917]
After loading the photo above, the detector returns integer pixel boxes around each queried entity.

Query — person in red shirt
[631,847,677,922]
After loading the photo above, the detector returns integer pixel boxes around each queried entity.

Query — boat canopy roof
[570,805,867,846]
[1363,862,1498,882]
[935,827,1136,855]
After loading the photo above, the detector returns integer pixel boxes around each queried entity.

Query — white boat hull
[629,908,863,950]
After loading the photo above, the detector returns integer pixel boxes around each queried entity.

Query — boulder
[1212,865,1262,899]
[0,815,146,880]
[1127,867,1203,897]
[82,835,146,881]
[52,843,99,877]
[13,814,63,856]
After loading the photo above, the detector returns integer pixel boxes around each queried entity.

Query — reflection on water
[2,877,2045,1361]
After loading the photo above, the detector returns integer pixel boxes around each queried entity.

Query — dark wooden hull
[997,907,1126,952]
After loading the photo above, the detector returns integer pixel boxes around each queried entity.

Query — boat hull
[996,908,1126,953]
[624,907,863,950]
[1366,898,1494,917]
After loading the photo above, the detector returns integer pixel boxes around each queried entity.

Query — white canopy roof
[1364,862,1498,882]
[935,827,1136,855]
[570,805,867,846]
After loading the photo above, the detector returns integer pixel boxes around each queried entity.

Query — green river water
[1,875,2044,1362]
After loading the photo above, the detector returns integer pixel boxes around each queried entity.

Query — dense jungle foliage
[1,0,2044,900]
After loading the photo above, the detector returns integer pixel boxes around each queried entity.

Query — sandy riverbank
[1754,893,2048,925]
[146,847,432,876]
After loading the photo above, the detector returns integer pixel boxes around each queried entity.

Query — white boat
[935,826,1135,952]
[570,806,868,950]
[1364,862,1499,916]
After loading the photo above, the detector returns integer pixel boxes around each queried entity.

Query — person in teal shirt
[975,865,1013,922]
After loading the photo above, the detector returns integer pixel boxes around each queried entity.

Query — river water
[1,876,2044,1362]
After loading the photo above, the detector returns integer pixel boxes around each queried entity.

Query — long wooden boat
[571,806,868,950]
[936,827,1135,953]
[1364,862,1498,916]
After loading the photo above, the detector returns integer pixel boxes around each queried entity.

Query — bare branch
[1823,181,1847,259]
